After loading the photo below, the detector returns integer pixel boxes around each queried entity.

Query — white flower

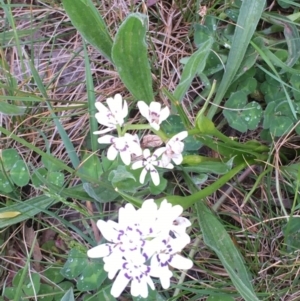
[131,148,169,186]
[87,201,158,262]
[94,94,128,135]
[161,131,188,167]
[137,101,170,131]
[98,133,142,165]
[87,199,192,298]
[149,236,193,289]
[104,252,155,298]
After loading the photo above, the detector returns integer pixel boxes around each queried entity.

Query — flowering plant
[94,94,188,186]
[87,199,192,298]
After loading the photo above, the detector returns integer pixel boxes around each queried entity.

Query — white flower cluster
[94,94,188,186]
[87,199,192,298]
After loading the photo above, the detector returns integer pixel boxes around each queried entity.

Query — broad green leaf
[47,172,65,187]
[196,202,260,301]
[77,260,107,291]
[0,101,25,115]
[62,0,113,62]
[1,148,21,170]
[10,160,30,186]
[44,267,65,284]
[61,248,87,279]
[38,284,54,301]
[263,101,294,136]
[223,91,262,132]
[112,13,154,103]
[0,171,13,193]
[207,0,266,119]
[0,211,20,218]
[173,37,213,102]
[60,288,75,301]
[22,273,41,296]
[161,115,202,151]
[53,282,74,301]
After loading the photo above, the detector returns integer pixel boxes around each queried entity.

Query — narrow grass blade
[112,13,154,103]
[83,41,98,153]
[27,60,81,169]
[196,202,260,301]
[207,0,266,119]
[62,0,113,62]
[0,101,25,115]
[173,37,213,102]
[264,13,300,68]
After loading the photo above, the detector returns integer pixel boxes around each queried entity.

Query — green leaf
[161,115,202,151]
[62,0,113,62]
[0,101,25,115]
[196,202,260,301]
[60,248,88,279]
[207,0,266,119]
[108,166,141,192]
[53,282,74,301]
[1,148,21,170]
[38,284,54,301]
[183,160,233,175]
[44,267,65,284]
[10,160,30,186]
[263,101,294,136]
[60,287,75,301]
[47,172,65,187]
[0,171,13,193]
[223,91,262,132]
[173,37,213,102]
[77,260,107,291]
[112,13,154,103]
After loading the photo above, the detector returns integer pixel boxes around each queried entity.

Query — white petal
[138,101,150,119]
[97,220,118,242]
[131,278,148,298]
[97,135,114,144]
[110,271,130,298]
[103,254,124,279]
[119,203,136,225]
[159,106,170,123]
[87,244,111,258]
[95,101,109,114]
[169,254,193,270]
[121,99,128,119]
[171,131,188,142]
[150,168,160,186]
[159,268,173,289]
[143,148,151,158]
[172,154,183,165]
[93,127,115,135]
[107,145,118,161]
[120,149,131,165]
[161,153,171,167]
[149,122,160,131]
[149,101,161,114]
[139,168,148,184]
[132,160,144,170]
[153,147,166,158]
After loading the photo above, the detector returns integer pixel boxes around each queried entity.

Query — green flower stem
[122,123,169,141]
[161,87,192,129]
[196,79,217,117]
[122,124,152,133]
[156,161,252,209]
